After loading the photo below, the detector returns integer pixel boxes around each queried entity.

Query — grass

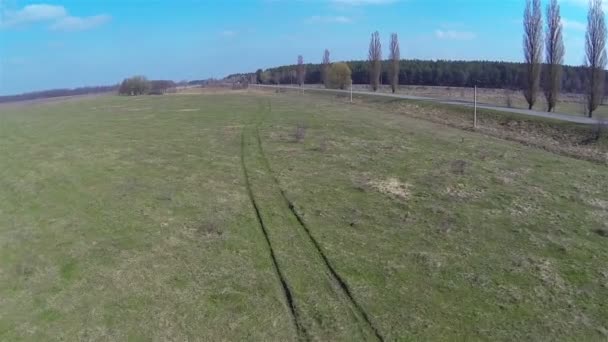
[1,91,608,340]
[298,88,608,162]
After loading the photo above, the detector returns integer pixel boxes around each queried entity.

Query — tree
[289,69,297,84]
[149,80,176,95]
[544,0,565,112]
[586,0,607,117]
[118,76,150,96]
[255,69,263,84]
[523,0,543,110]
[322,49,331,88]
[272,71,282,85]
[297,55,306,86]
[327,63,352,90]
[118,79,129,95]
[260,71,271,84]
[388,33,400,93]
[368,31,382,91]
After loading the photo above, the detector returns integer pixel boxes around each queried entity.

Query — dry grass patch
[445,183,484,201]
[369,177,412,200]
[587,198,608,210]
[584,198,608,229]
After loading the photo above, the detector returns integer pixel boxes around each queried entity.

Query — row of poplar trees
[322,32,401,93]
[290,31,402,93]
[366,32,402,94]
[524,0,606,117]
[290,0,606,117]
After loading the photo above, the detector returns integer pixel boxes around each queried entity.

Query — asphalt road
[252,84,601,125]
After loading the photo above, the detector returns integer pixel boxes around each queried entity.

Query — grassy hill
[1,91,607,340]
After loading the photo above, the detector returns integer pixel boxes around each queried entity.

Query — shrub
[327,63,352,90]
[119,76,150,96]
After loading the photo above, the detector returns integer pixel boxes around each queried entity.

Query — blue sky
[0,0,596,95]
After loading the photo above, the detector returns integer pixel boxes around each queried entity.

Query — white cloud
[562,18,586,31]
[435,29,476,41]
[51,15,110,31]
[1,4,66,27]
[331,0,396,5]
[307,15,352,24]
[1,3,110,31]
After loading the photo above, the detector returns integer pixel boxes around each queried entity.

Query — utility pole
[350,84,353,103]
[474,85,478,129]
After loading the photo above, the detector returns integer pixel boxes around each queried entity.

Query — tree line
[0,85,118,103]
[248,59,593,94]
[118,76,177,96]
[244,0,608,117]
[1,77,185,103]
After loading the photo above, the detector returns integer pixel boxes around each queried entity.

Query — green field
[1,91,608,341]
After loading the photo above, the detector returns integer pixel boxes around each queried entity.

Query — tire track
[253,126,384,342]
[240,131,309,341]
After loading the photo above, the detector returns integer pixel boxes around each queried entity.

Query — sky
[0,0,598,95]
